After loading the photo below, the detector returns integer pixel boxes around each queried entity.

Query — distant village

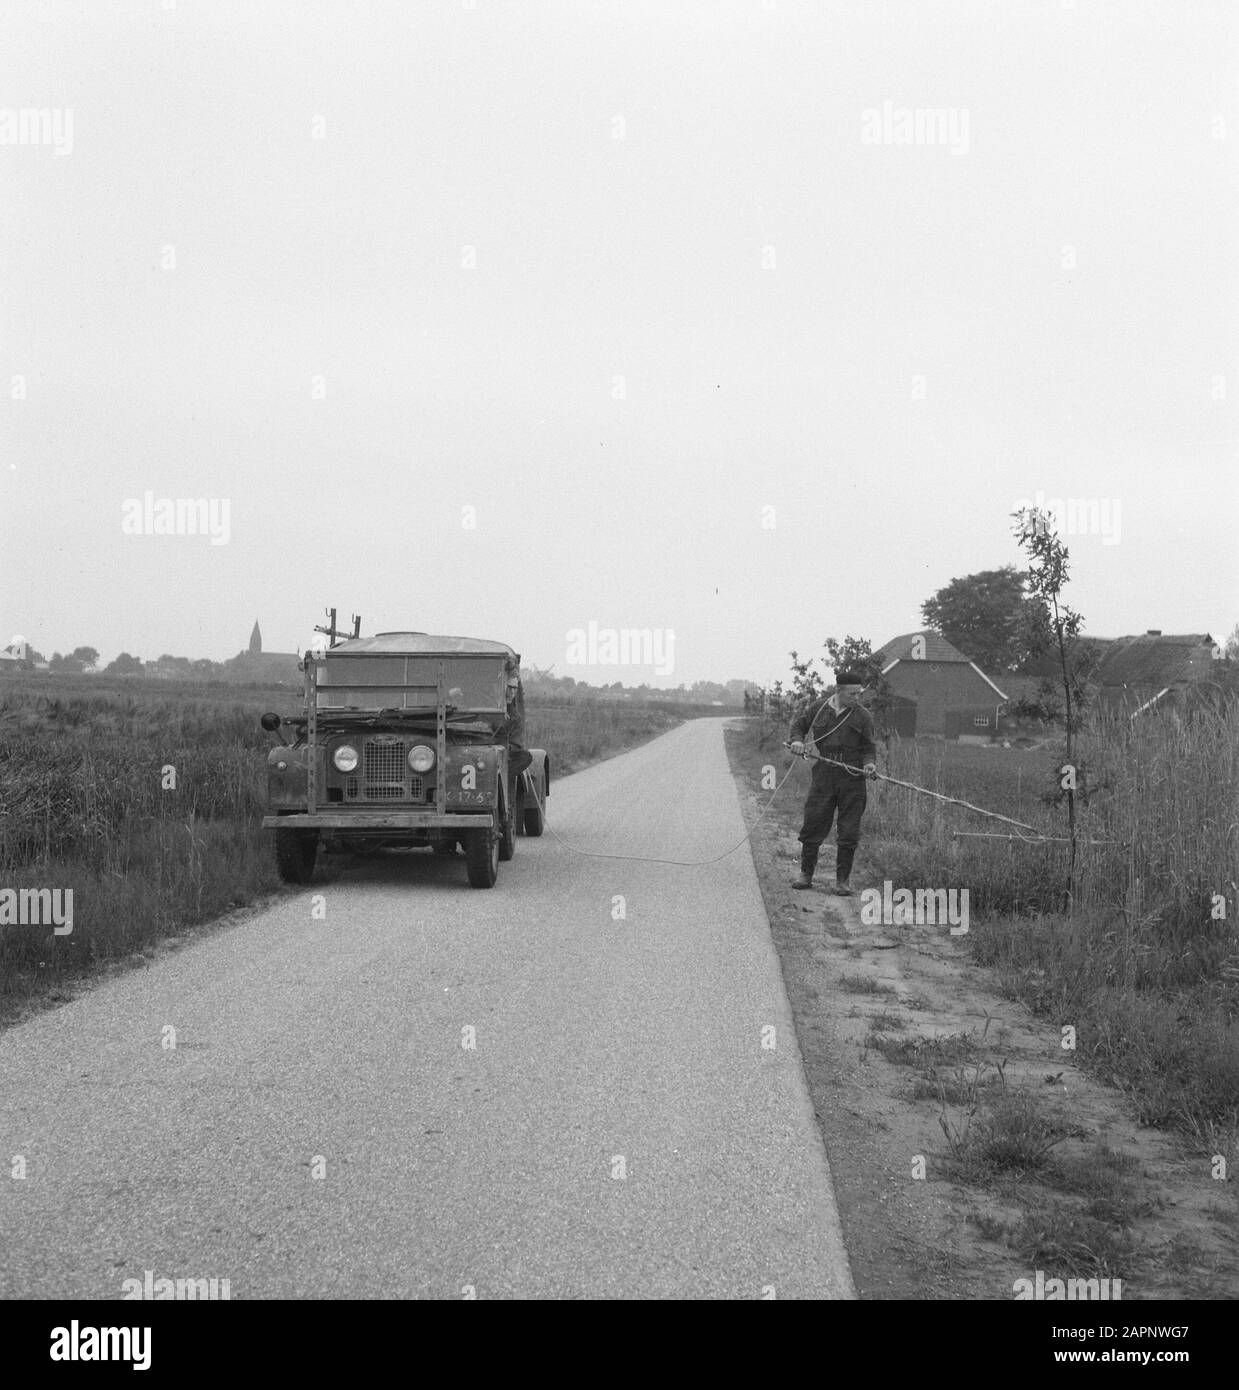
[0,622,757,706]
[0,621,301,686]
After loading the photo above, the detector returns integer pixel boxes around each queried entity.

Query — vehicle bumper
[261,812,492,830]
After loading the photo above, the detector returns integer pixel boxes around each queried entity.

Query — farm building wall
[874,695,917,738]
[884,661,1004,738]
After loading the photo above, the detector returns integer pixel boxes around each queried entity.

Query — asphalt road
[0,718,854,1300]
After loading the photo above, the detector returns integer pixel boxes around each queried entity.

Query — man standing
[789,670,877,895]
[502,664,534,793]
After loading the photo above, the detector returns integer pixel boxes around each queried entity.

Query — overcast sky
[2,0,1236,686]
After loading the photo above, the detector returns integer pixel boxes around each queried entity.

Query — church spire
[249,620,262,655]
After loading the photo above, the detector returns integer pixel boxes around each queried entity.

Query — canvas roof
[328,633,518,660]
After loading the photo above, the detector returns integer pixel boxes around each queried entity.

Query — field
[0,675,707,1022]
[750,704,1239,1141]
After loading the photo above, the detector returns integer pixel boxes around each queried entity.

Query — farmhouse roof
[875,631,973,664]
[1017,633,1216,687]
[1097,633,1217,686]
[1017,637,1116,680]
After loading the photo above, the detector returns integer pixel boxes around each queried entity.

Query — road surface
[0,718,854,1299]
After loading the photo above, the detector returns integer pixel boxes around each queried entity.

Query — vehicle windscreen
[317,655,507,712]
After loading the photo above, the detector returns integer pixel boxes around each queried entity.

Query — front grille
[364,741,406,784]
[335,738,431,803]
[362,784,399,801]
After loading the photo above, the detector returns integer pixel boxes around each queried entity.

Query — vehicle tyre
[275,828,318,884]
[464,827,498,888]
[498,790,516,862]
[430,833,458,857]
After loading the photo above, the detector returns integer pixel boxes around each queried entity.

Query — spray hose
[518,737,1120,865]
[786,743,1125,848]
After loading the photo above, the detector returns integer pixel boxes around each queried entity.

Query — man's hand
[790,740,805,755]
[864,762,877,780]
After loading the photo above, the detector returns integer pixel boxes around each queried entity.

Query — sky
[2,0,1236,687]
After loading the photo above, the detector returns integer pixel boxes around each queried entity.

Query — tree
[1225,624,1239,661]
[921,566,1045,673]
[822,635,896,744]
[788,649,827,714]
[1012,506,1087,912]
[50,646,99,674]
[104,652,144,676]
[153,655,192,678]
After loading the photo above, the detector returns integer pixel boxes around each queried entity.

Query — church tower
[249,620,262,655]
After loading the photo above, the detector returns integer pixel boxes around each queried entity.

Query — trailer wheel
[498,789,516,862]
[522,776,545,837]
[464,827,498,888]
[275,828,318,884]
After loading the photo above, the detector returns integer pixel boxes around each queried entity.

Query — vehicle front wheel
[275,828,318,884]
[464,827,498,888]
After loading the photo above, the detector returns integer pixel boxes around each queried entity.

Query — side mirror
[260,712,282,732]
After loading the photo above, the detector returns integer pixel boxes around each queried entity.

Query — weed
[839,974,897,995]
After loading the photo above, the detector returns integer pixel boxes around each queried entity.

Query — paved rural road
[0,719,854,1300]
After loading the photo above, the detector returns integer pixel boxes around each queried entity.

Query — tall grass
[834,703,1239,1140]
[0,677,704,1017]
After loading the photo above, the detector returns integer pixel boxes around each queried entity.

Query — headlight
[408,744,435,773]
[333,744,359,772]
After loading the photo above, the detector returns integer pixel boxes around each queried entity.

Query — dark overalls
[502,682,533,796]
[790,698,877,884]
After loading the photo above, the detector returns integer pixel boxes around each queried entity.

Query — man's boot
[792,842,819,889]
[833,844,857,896]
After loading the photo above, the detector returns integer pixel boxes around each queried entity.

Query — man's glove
[864,762,877,779]
[790,741,805,755]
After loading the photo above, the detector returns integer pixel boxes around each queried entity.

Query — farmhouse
[874,631,1009,740]
[1009,630,1221,717]
[0,639,32,677]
